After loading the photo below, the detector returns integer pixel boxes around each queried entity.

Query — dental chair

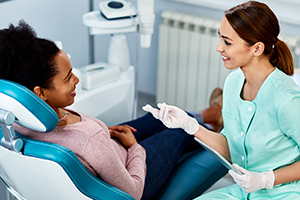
[0,79,227,200]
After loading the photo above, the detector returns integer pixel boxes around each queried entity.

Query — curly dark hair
[0,20,60,90]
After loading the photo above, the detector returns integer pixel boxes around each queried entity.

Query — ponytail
[269,39,294,75]
[225,1,294,76]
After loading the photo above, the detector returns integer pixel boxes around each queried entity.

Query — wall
[0,0,225,96]
[0,0,89,68]
[117,0,300,95]
[1,0,300,96]
[112,0,225,95]
[167,0,300,26]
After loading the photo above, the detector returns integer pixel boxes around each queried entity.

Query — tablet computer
[194,137,241,175]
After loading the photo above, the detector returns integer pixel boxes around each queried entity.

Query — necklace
[59,111,69,121]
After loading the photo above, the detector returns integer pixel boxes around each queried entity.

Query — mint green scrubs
[195,68,300,199]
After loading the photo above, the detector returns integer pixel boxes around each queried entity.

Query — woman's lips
[71,90,76,97]
[222,55,230,62]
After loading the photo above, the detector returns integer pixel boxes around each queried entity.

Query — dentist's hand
[229,164,275,193]
[142,102,199,135]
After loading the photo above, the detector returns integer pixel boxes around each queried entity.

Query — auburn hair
[225,1,294,75]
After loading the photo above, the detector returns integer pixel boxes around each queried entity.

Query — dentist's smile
[222,55,230,62]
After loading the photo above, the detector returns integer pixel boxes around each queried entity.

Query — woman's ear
[253,42,265,56]
[33,86,47,101]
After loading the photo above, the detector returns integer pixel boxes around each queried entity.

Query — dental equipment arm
[137,0,155,48]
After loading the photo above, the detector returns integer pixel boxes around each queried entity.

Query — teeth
[222,56,229,60]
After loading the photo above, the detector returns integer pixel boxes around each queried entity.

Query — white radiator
[156,10,300,111]
[156,11,227,111]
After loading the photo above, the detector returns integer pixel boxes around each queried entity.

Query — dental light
[99,0,137,20]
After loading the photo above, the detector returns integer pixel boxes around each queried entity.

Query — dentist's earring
[44,97,47,101]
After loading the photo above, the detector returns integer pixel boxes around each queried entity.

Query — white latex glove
[142,102,199,135]
[229,164,275,193]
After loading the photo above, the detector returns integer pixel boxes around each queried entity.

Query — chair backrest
[0,79,58,132]
[0,79,134,200]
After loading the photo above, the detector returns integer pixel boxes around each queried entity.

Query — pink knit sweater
[14,111,147,200]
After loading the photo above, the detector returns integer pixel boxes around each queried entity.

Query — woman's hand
[229,164,275,193]
[108,125,138,149]
[142,102,199,135]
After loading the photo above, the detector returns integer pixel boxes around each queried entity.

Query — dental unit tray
[194,137,242,175]
[79,62,121,90]
[99,0,137,20]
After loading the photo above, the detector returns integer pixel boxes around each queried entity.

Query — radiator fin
[157,11,228,110]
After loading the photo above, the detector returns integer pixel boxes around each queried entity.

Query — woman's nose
[216,39,223,53]
[74,74,79,85]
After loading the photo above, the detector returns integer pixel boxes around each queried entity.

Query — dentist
[144,1,300,199]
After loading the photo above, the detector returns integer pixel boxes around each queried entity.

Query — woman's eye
[224,40,231,46]
[67,73,73,81]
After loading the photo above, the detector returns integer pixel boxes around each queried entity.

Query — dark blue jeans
[121,113,204,200]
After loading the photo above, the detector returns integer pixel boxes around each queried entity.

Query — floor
[0,92,234,200]
[0,179,15,200]
[136,91,157,118]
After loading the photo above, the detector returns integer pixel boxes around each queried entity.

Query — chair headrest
[0,79,58,132]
